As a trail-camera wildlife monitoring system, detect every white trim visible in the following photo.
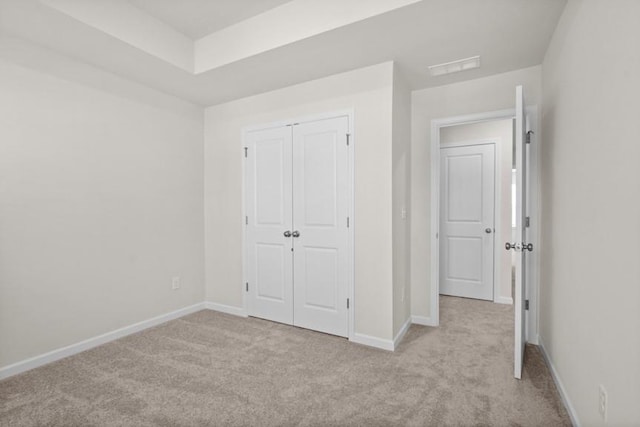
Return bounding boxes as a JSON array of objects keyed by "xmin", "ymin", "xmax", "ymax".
[
  {"xmin": 524, "ymin": 106, "xmax": 540, "ymax": 346},
  {"xmin": 430, "ymin": 107, "xmax": 539, "ymax": 344},
  {"xmin": 243, "ymin": 109, "xmax": 355, "ymax": 133},
  {"xmin": 347, "ymin": 112, "xmax": 355, "ymax": 341},
  {"xmin": 411, "ymin": 315, "xmax": 437, "ymax": 327},
  {"xmin": 538, "ymin": 337, "xmax": 581, "ymax": 427},
  {"xmin": 241, "ymin": 109, "xmax": 355, "ymax": 341},
  {"xmin": 393, "ymin": 317, "xmax": 412, "ymax": 349},
  {"xmin": 205, "ymin": 302, "xmax": 247, "ymax": 317},
  {"xmin": 494, "ymin": 296, "xmax": 513, "ymax": 305},
  {"xmin": 0, "ymin": 302, "xmax": 206, "ymax": 380},
  {"xmin": 351, "ymin": 333, "xmax": 394, "ymax": 351}
]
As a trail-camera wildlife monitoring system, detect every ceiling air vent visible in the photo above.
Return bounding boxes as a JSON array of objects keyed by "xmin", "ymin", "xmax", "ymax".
[{"xmin": 428, "ymin": 56, "xmax": 481, "ymax": 77}]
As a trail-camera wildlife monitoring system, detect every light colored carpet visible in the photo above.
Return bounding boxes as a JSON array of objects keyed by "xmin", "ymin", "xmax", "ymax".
[{"xmin": 0, "ymin": 296, "xmax": 570, "ymax": 426}]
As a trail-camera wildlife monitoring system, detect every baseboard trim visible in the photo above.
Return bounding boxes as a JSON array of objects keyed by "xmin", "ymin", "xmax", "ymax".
[
  {"xmin": 393, "ymin": 317, "xmax": 412, "ymax": 350},
  {"xmin": 0, "ymin": 302, "xmax": 206, "ymax": 381},
  {"xmin": 538, "ymin": 336, "xmax": 581, "ymax": 427},
  {"xmin": 494, "ymin": 296, "xmax": 514, "ymax": 305},
  {"xmin": 350, "ymin": 333, "xmax": 394, "ymax": 351},
  {"xmin": 204, "ymin": 302, "xmax": 247, "ymax": 317},
  {"xmin": 411, "ymin": 315, "xmax": 437, "ymax": 327}
]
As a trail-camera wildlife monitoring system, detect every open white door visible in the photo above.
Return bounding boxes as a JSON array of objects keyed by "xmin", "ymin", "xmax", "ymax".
[{"xmin": 512, "ymin": 85, "xmax": 529, "ymax": 379}]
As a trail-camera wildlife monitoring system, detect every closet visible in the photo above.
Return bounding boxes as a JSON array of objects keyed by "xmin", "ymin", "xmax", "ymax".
[{"xmin": 244, "ymin": 115, "xmax": 351, "ymax": 337}]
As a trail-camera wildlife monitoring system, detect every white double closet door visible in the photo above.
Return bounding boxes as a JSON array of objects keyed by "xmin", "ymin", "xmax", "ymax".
[{"xmin": 245, "ymin": 116, "xmax": 350, "ymax": 337}]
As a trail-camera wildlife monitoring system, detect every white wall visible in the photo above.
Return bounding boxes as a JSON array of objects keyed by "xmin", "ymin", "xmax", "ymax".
[
  {"xmin": 392, "ymin": 66, "xmax": 412, "ymax": 336},
  {"xmin": 540, "ymin": 1, "xmax": 640, "ymax": 425},
  {"xmin": 410, "ymin": 66, "xmax": 542, "ymax": 323},
  {"xmin": 0, "ymin": 54, "xmax": 204, "ymax": 369},
  {"xmin": 440, "ymin": 119, "xmax": 513, "ymax": 304},
  {"xmin": 204, "ymin": 62, "xmax": 396, "ymax": 341}
]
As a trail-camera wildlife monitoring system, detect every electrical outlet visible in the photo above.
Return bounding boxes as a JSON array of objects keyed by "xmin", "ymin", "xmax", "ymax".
[
  {"xmin": 598, "ymin": 384, "xmax": 607, "ymax": 421},
  {"xmin": 171, "ymin": 276, "xmax": 181, "ymax": 290}
]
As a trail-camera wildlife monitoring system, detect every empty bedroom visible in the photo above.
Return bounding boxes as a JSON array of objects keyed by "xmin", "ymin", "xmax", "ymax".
[{"xmin": 1, "ymin": 1, "xmax": 638, "ymax": 426}]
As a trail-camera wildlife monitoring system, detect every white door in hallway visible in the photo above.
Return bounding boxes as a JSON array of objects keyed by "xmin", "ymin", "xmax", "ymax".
[
  {"xmin": 292, "ymin": 117, "xmax": 349, "ymax": 337},
  {"xmin": 439, "ymin": 143, "xmax": 495, "ymax": 301},
  {"xmin": 513, "ymin": 85, "xmax": 529, "ymax": 380},
  {"xmin": 245, "ymin": 126, "xmax": 294, "ymax": 325},
  {"xmin": 245, "ymin": 116, "xmax": 350, "ymax": 337}
]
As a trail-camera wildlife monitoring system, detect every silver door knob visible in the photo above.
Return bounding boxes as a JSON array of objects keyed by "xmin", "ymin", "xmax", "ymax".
[
  {"xmin": 292, "ymin": 230, "xmax": 300, "ymax": 238},
  {"xmin": 505, "ymin": 242, "xmax": 515, "ymax": 250},
  {"xmin": 485, "ymin": 228, "xmax": 492, "ymax": 234},
  {"xmin": 283, "ymin": 231, "xmax": 292, "ymax": 237}
]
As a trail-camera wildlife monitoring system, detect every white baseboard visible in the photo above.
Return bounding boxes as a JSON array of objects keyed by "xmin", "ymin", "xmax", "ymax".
[
  {"xmin": 0, "ymin": 302, "xmax": 206, "ymax": 381},
  {"xmin": 204, "ymin": 302, "xmax": 247, "ymax": 317},
  {"xmin": 494, "ymin": 296, "xmax": 514, "ymax": 305},
  {"xmin": 393, "ymin": 317, "xmax": 412, "ymax": 350},
  {"xmin": 538, "ymin": 336, "xmax": 581, "ymax": 427},
  {"xmin": 411, "ymin": 315, "xmax": 437, "ymax": 327},
  {"xmin": 350, "ymin": 333, "xmax": 394, "ymax": 351}
]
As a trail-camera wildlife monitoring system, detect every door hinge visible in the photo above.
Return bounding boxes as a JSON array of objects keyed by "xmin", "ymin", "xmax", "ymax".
[
  {"xmin": 347, "ymin": 298, "xmax": 350, "ymax": 309},
  {"xmin": 347, "ymin": 217, "xmax": 350, "ymax": 228},
  {"xmin": 244, "ymin": 147, "xmax": 248, "ymax": 157},
  {"xmin": 245, "ymin": 216, "xmax": 248, "ymax": 225},
  {"xmin": 246, "ymin": 282, "xmax": 249, "ymax": 292},
  {"xmin": 525, "ymin": 299, "xmax": 529, "ymax": 310},
  {"xmin": 525, "ymin": 216, "xmax": 530, "ymax": 228},
  {"xmin": 346, "ymin": 133, "xmax": 350, "ymax": 146},
  {"xmin": 526, "ymin": 131, "xmax": 533, "ymax": 144}
]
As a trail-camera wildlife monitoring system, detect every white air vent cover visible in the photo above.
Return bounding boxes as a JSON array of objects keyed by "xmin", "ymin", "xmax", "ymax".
[{"xmin": 428, "ymin": 56, "xmax": 481, "ymax": 76}]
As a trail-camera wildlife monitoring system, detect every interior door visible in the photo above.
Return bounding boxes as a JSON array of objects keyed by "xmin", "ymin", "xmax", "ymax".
[
  {"xmin": 439, "ymin": 143, "xmax": 495, "ymax": 301},
  {"xmin": 513, "ymin": 85, "xmax": 528, "ymax": 379},
  {"xmin": 292, "ymin": 117, "xmax": 349, "ymax": 337},
  {"xmin": 245, "ymin": 126, "xmax": 293, "ymax": 325}
]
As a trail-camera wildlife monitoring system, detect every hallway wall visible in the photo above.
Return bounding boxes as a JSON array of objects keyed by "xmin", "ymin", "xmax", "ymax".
[{"xmin": 540, "ymin": 0, "xmax": 640, "ymax": 424}]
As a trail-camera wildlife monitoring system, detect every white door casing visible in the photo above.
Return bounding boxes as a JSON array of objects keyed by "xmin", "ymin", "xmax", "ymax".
[
  {"xmin": 245, "ymin": 126, "xmax": 294, "ymax": 325},
  {"xmin": 439, "ymin": 144, "xmax": 495, "ymax": 301},
  {"xmin": 292, "ymin": 117, "xmax": 349, "ymax": 337},
  {"xmin": 244, "ymin": 114, "xmax": 351, "ymax": 338},
  {"xmin": 513, "ymin": 85, "xmax": 528, "ymax": 379}
]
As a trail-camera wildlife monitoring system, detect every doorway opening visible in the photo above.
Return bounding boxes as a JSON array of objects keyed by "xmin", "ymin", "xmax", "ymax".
[
  {"xmin": 429, "ymin": 93, "xmax": 540, "ymax": 378},
  {"xmin": 438, "ymin": 119, "xmax": 514, "ymax": 304}
]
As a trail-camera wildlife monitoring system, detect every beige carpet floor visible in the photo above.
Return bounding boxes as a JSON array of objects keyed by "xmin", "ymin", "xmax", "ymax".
[{"xmin": 0, "ymin": 296, "xmax": 571, "ymax": 426}]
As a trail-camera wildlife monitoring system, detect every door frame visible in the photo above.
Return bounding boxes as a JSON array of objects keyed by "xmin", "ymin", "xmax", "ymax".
[
  {"xmin": 439, "ymin": 139, "xmax": 501, "ymax": 302},
  {"xmin": 241, "ymin": 109, "xmax": 355, "ymax": 341},
  {"xmin": 429, "ymin": 107, "xmax": 540, "ymax": 344}
]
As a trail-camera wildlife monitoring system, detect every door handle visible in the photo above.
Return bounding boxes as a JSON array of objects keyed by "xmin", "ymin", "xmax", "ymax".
[
  {"xmin": 292, "ymin": 230, "xmax": 300, "ymax": 238},
  {"xmin": 485, "ymin": 228, "xmax": 493, "ymax": 234},
  {"xmin": 506, "ymin": 242, "xmax": 525, "ymax": 251},
  {"xmin": 283, "ymin": 230, "xmax": 292, "ymax": 237}
]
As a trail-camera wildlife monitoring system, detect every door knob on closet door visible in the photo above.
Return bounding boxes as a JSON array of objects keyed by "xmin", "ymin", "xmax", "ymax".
[
  {"xmin": 292, "ymin": 231, "xmax": 300, "ymax": 238},
  {"xmin": 485, "ymin": 228, "xmax": 493, "ymax": 234},
  {"xmin": 283, "ymin": 230, "xmax": 292, "ymax": 237}
]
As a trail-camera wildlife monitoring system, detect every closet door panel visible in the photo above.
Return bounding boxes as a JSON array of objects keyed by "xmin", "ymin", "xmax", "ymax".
[
  {"xmin": 292, "ymin": 116, "xmax": 349, "ymax": 337},
  {"xmin": 245, "ymin": 126, "xmax": 293, "ymax": 325}
]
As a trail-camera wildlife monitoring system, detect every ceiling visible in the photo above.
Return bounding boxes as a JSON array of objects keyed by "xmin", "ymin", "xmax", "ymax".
[
  {"xmin": 128, "ymin": 0, "xmax": 294, "ymax": 39},
  {"xmin": 0, "ymin": 0, "xmax": 567, "ymax": 106}
]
